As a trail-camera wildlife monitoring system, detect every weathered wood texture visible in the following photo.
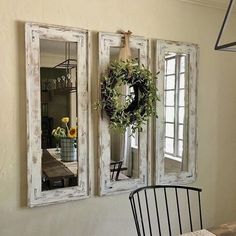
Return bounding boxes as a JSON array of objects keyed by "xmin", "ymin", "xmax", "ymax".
[
  {"xmin": 98, "ymin": 32, "xmax": 150, "ymax": 196},
  {"xmin": 155, "ymin": 40, "xmax": 199, "ymax": 184},
  {"xmin": 25, "ymin": 22, "xmax": 90, "ymax": 207}
]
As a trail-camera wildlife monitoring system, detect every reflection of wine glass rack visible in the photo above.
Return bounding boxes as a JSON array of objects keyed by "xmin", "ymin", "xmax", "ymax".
[{"xmin": 52, "ymin": 58, "xmax": 77, "ymax": 94}]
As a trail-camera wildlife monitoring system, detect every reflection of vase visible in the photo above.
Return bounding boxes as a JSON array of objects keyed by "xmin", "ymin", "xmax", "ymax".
[{"xmin": 60, "ymin": 138, "xmax": 77, "ymax": 162}]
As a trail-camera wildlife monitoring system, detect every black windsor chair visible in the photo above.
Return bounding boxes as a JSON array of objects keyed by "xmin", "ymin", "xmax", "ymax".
[{"xmin": 129, "ymin": 185, "xmax": 203, "ymax": 236}]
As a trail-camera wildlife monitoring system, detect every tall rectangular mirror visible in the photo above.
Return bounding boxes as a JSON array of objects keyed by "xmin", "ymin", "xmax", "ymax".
[
  {"xmin": 26, "ymin": 23, "xmax": 90, "ymax": 207},
  {"xmin": 155, "ymin": 40, "xmax": 199, "ymax": 184},
  {"xmin": 98, "ymin": 32, "xmax": 149, "ymax": 196}
]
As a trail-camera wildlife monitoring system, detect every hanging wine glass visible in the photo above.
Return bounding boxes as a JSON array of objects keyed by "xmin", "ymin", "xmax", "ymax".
[
  {"xmin": 52, "ymin": 79, "xmax": 57, "ymax": 89},
  {"xmin": 67, "ymin": 73, "xmax": 72, "ymax": 87},
  {"xmin": 56, "ymin": 77, "xmax": 61, "ymax": 89},
  {"xmin": 61, "ymin": 75, "xmax": 66, "ymax": 88}
]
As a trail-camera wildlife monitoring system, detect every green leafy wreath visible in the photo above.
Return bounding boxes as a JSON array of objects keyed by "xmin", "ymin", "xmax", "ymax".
[{"xmin": 101, "ymin": 60, "xmax": 159, "ymax": 133}]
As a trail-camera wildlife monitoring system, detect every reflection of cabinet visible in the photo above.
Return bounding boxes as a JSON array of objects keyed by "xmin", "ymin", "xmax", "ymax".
[{"xmin": 41, "ymin": 117, "xmax": 54, "ymax": 149}]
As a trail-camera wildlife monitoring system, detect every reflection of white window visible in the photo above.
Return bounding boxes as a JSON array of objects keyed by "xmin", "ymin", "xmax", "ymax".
[
  {"xmin": 131, "ymin": 128, "xmax": 138, "ymax": 149},
  {"xmin": 164, "ymin": 53, "xmax": 187, "ymax": 161},
  {"xmin": 129, "ymin": 87, "xmax": 138, "ymax": 149}
]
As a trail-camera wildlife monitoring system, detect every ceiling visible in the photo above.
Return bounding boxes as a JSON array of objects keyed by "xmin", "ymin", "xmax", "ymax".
[
  {"xmin": 40, "ymin": 39, "xmax": 77, "ymax": 57},
  {"xmin": 180, "ymin": 0, "xmax": 235, "ymax": 10}
]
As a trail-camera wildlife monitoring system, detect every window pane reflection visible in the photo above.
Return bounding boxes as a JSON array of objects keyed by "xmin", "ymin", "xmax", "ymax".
[
  {"xmin": 178, "ymin": 124, "xmax": 183, "ymax": 139},
  {"xmin": 165, "ymin": 75, "xmax": 175, "ymax": 90},
  {"xmin": 179, "ymin": 74, "xmax": 185, "ymax": 89},
  {"xmin": 166, "ymin": 123, "xmax": 174, "ymax": 138},
  {"xmin": 165, "ymin": 138, "xmax": 174, "ymax": 153},
  {"xmin": 166, "ymin": 91, "xmax": 175, "ymax": 106},
  {"xmin": 165, "ymin": 107, "xmax": 175, "ymax": 122},
  {"xmin": 178, "ymin": 140, "xmax": 183, "ymax": 156},
  {"xmin": 179, "ymin": 90, "xmax": 185, "ymax": 106},
  {"xmin": 180, "ymin": 56, "xmax": 185, "ymax": 73},
  {"xmin": 178, "ymin": 107, "xmax": 185, "ymax": 123},
  {"xmin": 166, "ymin": 59, "xmax": 176, "ymax": 74}
]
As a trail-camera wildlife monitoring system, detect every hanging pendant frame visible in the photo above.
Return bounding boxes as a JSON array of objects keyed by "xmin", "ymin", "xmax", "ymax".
[
  {"xmin": 215, "ymin": 0, "xmax": 236, "ymax": 51},
  {"xmin": 53, "ymin": 42, "xmax": 78, "ymax": 93}
]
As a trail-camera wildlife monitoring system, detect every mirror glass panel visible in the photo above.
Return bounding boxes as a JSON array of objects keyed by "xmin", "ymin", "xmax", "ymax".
[
  {"xmin": 109, "ymin": 47, "xmax": 140, "ymax": 181},
  {"xmin": 163, "ymin": 52, "xmax": 189, "ymax": 174},
  {"xmin": 40, "ymin": 39, "xmax": 78, "ymax": 191}
]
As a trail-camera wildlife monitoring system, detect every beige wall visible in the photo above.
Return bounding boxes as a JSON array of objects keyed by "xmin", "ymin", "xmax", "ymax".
[{"xmin": 0, "ymin": 0, "xmax": 236, "ymax": 235}]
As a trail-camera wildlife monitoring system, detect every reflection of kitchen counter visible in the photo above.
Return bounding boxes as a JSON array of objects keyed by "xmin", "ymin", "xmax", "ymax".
[
  {"xmin": 42, "ymin": 149, "xmax": 78, "ymax": 189},
  {"xmin": 47, "ymin": 148, "xmax": 78, "ymax": 175}
]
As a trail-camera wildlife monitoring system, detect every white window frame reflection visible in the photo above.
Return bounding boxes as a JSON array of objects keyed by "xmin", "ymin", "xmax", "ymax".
[{"xmin": 164, "ymin": 54, "xmax": 188, "ymax": 162}]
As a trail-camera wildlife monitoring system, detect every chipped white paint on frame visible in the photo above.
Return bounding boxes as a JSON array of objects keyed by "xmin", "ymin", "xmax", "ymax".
[
  {"xmin": 25, "ymin": 22, "xmax": 90, "ymax": 207},
  {"xmin": 98, "ymin": 32, "xmax": 149, "ymax": 196},
  {"xmin": 155, "ymin": 40, "xmax": 199, "ymax": 185}
]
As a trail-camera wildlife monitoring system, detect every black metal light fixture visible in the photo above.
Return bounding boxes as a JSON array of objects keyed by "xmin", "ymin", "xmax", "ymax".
[{"xmin": 215, "ymin": 0, "xmax": 236, "ymax": 51}]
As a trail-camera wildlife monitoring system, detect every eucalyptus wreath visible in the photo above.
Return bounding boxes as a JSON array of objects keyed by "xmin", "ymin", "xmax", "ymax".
[{"xmin": 100, "ymin": 60, "xmax": 159, "ymax": 133}]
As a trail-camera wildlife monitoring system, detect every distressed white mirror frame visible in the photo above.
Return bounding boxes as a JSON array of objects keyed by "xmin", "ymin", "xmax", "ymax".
[
  {"xmin": 155, "ymin": 40, "xmax": 199, "ymax": 184},
  {"xmin": 98, "ymin": 32, "xmax": 149, "ymax": 196},
  {"xmin": 25, "ymin": 22, "xmax": 90, "ymax": 207}
]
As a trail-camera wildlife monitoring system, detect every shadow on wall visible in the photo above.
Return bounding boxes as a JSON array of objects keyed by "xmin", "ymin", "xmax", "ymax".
[
  {"xmin": 16, "ymin": 20, "xmax": 27, "ymax": 208},
  {"xmin": 215, "ymin": 58, "xmax": 236, "ymax": 224}
]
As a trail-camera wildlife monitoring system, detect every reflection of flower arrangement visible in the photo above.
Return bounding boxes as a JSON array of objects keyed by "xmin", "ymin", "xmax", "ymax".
[{"xmin": 52, "ymin": 117, "xmax": 77, "ymax": 139}]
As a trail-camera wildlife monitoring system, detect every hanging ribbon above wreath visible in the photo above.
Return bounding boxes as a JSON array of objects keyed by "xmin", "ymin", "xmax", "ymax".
[
  {"xmin": 118, "ymin": 30, "xmax": 132, "ymax": 60},
  {"xmin": 101, "ymin": 31, "xmax": 159, "ymax": 133}
]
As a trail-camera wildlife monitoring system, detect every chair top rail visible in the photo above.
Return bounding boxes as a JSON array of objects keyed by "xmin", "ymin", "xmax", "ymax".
[{"xmin": 129, "ymin": 185, "xmax": 202, "ymax": 199}]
